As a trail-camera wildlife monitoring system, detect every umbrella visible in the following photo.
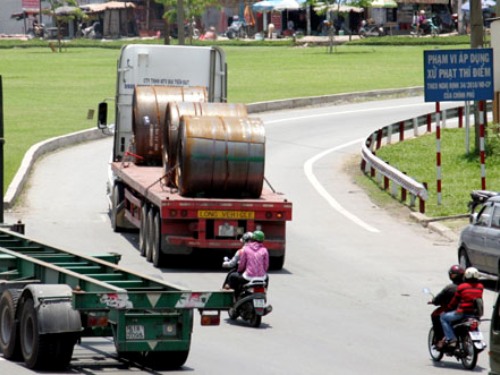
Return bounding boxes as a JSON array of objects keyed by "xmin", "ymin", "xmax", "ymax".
[
  {"xmin": 252, "ymin": 0, "xmax": 279, "ymax": 12},
  {"xmin": 54, "ymin": 6, "xmax": 79, "ymax": 16},
  {"xmin": 274, "ymin": 0, "xmax": 305, "ymax": 11},
  {"xmin": 370, "ymin": 0, "xmax": 398, "ymax": 8},
  {"xmin": 461, "ymin": 0, "xmax": 495, "ymax": 11}
]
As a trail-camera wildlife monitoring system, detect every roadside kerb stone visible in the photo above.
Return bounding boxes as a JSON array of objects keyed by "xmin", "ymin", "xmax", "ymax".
[{"xmin": 4, "ymin": 128, "xmax": 109, "ymax": 209}]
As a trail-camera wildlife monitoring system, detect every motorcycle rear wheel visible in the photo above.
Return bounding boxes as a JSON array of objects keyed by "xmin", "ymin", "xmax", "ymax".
[
  {"xmin": 460, "ymin": 335, "xmax": 478, "ymax": 370},
  {"xmin": 228, "ymin": 307, "xmax": 238, "ymax": 320},
  {"xmin": 249, "ymin": 313, "xmax": 262, "ymax": 328},
  {"xmin": 428, "ymin": 327, "xmax": 443, "ymax": 361}
]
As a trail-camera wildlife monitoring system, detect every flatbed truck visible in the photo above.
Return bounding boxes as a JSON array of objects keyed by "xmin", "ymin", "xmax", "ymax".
[
  {"xmin": 100, "ymin": 44, "xmax": 292, "ymax": 269},
  {"xmin": 0, "ymin": 228, "xmax": 233, "ymax": 370}
]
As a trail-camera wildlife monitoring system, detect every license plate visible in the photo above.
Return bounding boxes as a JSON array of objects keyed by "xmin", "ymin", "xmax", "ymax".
[
  {"xmin": 253, "ymin": 299, "xmax": 265, "ymax": 308},
  {"xmin": 470, "ymin": 331, "xmax": 484, "ymax": 340},
  {"xmin": 126, "ymin": 325, "xmax": 145, "ymax": 340},
  {"xmin": 198, "ymin": 210, "xmax": 255, "ymax": 220}
]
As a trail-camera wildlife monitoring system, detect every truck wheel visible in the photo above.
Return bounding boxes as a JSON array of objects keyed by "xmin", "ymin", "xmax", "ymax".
[
  {"xmin": 145, "ymin": 208, "xmax": 155, "ymax": 262},
  {"xmin": 139, "ymin": 204, "xmax": 148, "ymax": 257},
  {"xmin": 111, "ymin": 183, "xmax": 124, "ymax": 232},
  {"xmin": 19, "ymin": 296, "xmax": 76, "ymax": 370},
  {"xmin": 0, "ymin": 289, "xmax": 22, "ymax": 360},
  {"xmin": 144, "ymin": 350, "xmax": 189, "ymax": 370},
  {"xmin": 152, "ymin": 211, "xmax": 164, "ymax": 267},
  {"xmin": 270, "ymin": 255, "xmax": 285, "ymax": 270}
]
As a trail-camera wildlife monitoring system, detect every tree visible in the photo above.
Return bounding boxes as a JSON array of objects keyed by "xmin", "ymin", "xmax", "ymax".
[
  {"xmin": 45, "ymin": 0, "xmax": 82, "ymax": 52},
  {"xmin": 155, "ymin": 0, "xmax": 219, "ymax": 45}
]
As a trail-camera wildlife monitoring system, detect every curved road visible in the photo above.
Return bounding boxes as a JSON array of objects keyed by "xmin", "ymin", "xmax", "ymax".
[{"xmin": 2, "ymin": 97, "xmax": 494, "ymax": 374}]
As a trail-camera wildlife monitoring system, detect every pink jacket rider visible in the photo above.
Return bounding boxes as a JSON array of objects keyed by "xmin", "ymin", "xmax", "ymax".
[{"xmin": 237, "ymin": 241, "xmax": 269, "ymax": 280}]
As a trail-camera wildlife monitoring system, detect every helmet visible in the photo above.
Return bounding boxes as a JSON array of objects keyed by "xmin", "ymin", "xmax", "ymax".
[
  {"xmin": 240, "ymin": 231, "xmax": 253, "ymax": 243},
  {"xmin": 464, "ymin": 267, "xmax": 479, "ymax": 280},
  {"xmin": 448, "ymin": 265, "xmax": 464, "ymax": 284},
  {"xmin": 252, "ymin": 230, "xmax": 265, "ymax": 242}
]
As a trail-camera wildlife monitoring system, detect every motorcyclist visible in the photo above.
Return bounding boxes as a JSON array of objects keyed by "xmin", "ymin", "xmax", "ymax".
[
  {"xmin": 222, "ymin": 231, "xmax": 253, "ymax": 289},
  {"xmin": 428, "ymin": 265, "xmax": 464, "ymax": 342},
  {"xmin": 439, "ymin": 267, "xmax": 484, "ymax": 348},
  {"xmin": 227, "ymin": 230, "xmax": 269, "ymax": 296}
]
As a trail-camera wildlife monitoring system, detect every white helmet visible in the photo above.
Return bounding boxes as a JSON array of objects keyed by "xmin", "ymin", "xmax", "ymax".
[{"xmin": 464, "ymin": 267, "xmax": 479, "ymax": 280}]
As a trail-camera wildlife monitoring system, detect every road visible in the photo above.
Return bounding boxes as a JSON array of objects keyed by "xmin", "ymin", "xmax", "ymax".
[{"xmin": 2, "ymin": 97, "xmax": 494, "ymax": 374}]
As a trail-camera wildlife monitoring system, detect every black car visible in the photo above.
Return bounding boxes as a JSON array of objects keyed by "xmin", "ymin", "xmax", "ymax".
[{"xmin": 459, "ymin": 194, "xmax": 500, "ymax": 275}]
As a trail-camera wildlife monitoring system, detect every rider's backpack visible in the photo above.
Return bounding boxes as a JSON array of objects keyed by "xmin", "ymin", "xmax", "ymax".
[{"xmin": 473, "ymin": 298, "xmax": 484, "ymax": 317}]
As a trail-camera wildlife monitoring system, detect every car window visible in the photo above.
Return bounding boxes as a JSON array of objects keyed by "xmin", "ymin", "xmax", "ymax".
[
  {"xmin": 477, "ymin": 204, "xmax": 493, "ymax": 227},
  {"xmin": 492, "ymin": 206, "xmax": 500, "ymax": 229}
]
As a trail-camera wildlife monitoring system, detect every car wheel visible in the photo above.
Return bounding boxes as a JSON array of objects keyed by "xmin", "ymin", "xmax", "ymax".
[{"xmin": 459, "ymin": 249, "xmax": 471, "ymax": 269}]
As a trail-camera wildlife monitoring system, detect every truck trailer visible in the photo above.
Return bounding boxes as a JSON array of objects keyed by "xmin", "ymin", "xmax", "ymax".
[
  {"xmin": 0, "ymin": 228, "xmax": 233, "ymax": 370},
  {"xmin": 98, "ymin": 44, "xmax": 292, "ymax": 269}
]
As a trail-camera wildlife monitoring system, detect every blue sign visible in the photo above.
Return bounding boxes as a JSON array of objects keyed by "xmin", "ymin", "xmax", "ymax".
[{"xmin": 424, "ymin": 49, "xmax": 494, "ymax": 102}]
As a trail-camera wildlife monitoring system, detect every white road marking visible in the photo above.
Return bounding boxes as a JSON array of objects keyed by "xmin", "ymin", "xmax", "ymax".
[{"xmin": 304, "ymin": 139, "xmax": 380, "ymax": 233}]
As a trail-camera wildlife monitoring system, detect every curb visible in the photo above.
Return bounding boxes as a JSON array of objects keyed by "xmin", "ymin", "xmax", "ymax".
[{"xmin": 4, "ymin": 128, "xmax": 110, "ymax": 209}]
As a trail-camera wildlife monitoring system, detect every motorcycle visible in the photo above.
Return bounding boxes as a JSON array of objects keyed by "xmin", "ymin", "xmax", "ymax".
[
  {"xmin": 411, "ymin": 17, "xmax": 440, "ymax": 37},
  {"xmin": 223, "ymin": 258, "xmax": 272, "ymax": 328},
  {"xmin": 425, "ymin": 288, "xmax": 486, "ymax": 370},
  {"xmin": 226, "ymin": 17, "xmax": 247, "ymax": 39},
  {"xmin": 358, "ymin": 21, "xmax": 385, "ymax": 38}
]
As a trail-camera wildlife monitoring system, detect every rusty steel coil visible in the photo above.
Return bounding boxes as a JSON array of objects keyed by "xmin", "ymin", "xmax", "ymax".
[
  {"xmin": 176, "ymin": 116, "xmax": 265, "ymax": 198},
  {"xmin": 164, "ymin": 102, "xmax": 248, "ymax": 180},
  {"xmin": 132, "ymin": 86, "xmax": 207, "ymax": 165}
]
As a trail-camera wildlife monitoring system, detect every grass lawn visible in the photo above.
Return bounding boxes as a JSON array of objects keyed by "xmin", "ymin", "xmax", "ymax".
[{"xmin": 0, "ymin": 39, "xmax": 475, "ymax": 216}]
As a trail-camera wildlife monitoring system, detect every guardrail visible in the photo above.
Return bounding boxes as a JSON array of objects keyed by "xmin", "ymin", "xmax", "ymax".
[{"xmin": 360, "ymin": 103, "xmax": 491, "ymax": 214}]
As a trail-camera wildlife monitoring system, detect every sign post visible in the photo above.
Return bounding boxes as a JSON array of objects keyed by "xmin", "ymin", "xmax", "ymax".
[{"xmin": 424, "ymin": 48, "xmax": 494, "ymax": 203}]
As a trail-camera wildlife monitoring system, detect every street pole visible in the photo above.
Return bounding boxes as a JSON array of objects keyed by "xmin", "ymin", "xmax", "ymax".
[{"xmin": 470, "ymin": 0, "xmax": 484, "ymax": 153}]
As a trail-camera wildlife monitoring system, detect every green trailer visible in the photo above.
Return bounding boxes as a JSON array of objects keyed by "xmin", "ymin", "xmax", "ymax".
[{"xmin": 0, "ymin": 228, "xmax": 233, "ymax": 370}]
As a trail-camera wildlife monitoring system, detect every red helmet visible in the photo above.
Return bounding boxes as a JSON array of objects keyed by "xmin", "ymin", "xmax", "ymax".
[{"xmin": 448, "ymin": 265, "xmax": 464, "ymax": 283}]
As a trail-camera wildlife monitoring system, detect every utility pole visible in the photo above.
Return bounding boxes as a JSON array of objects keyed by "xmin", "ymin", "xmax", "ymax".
[{"xmin": 470, "ymin": 0, "xmax": 484, "ymax": 152}]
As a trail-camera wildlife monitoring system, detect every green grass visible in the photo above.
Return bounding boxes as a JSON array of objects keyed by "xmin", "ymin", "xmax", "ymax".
[
  {"xmin": 374, "ymin": 127, "xmax": 500, "ymax": 217},
  {"xmin": 0, "ymin": 37, "xmax": 479, "ymax": 215}
]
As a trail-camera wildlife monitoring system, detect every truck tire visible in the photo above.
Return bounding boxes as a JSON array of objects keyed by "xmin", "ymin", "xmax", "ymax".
[
  {"xmin": 145, "ymin": 208, "xmax": 155, "ymax": 262},
  {"xmin": 0, "ymin": 289, "xmax": 22, "ymax": 360},
  {"xmin": 270, "ymin": 255, "xmax": 285, "ymax": 271},
  {"xmin": 144, "ymin": 350, "xmax": 189, "ymax": 370},
  {"xmin": 19, "ymin": 296, "xmax": 77, "ymax": 370},
  {"xmin": 152, "ymin": 211, "xmax": 164, "ymax": 267},
  {"xmin": 139, "ymin": 204, "xmax": 149, "ymax": 257},
  {"xmin": 111, "ymin": 183, "xmax": 125, "ymax": 232}
]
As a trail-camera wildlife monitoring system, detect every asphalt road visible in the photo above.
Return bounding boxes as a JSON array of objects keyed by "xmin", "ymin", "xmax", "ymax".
[{"xmin": 2, "ymin": 97, "xmax": 495, "ymax": 374}]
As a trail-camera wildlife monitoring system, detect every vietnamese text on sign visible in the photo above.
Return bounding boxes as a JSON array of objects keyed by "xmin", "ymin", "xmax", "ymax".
[{"xmin": 424, "ymin": 49, "xmax": 494, "ymax": 102}]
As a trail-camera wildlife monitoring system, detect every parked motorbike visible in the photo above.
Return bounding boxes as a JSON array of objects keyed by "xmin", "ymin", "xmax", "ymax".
[
  {"xmin": 358, "ymin": 21, "xmax": 385, "ymax": 38},
  {"xmin": 223, "ymin": 258, "xmax": 272, "ymax": 328},
  {"xmin": 28, "ymin": 23, "xmax": 45, "ymax": 38},
  {"xmin": 226, "ymin": 16, "xmax": 247, "ymax": 39},
  {"xmin": 425, "ymin": 288, "xmax": 486, "ymax": 370},
  {"xmin": 411, "ymin": 17, "xmax": 440, "ymax": 37}
]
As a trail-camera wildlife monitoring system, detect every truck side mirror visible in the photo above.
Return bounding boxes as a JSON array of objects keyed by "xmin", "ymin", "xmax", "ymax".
[{"xmin": 97, "ymin": 102, "xmax": 108, "ymax": 129}]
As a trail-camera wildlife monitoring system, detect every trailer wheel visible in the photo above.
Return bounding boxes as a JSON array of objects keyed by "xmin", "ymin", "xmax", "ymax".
[
  {"xmin": 111, "ymin": 183, "xmax": 125, "ymax": 232},
  {"xmin": 139, "ymin": 204, "xmax": 149, "ymax": 257},
  {"xmin": 270, "ymin": 255, "xmax": 285, "ymax": 271},
  {"xmin": 0, "ymin": 289, "xmax": 22, "ymax": 360},
  {"xmin": 145, "ymin": 208, "xmax": 155, "ymax": 262},
  {"xmin": 152, "ymin": 211, "xmax": 165, "ymax": 267},
  {"xmin": 144, "ymin": 350, "xmax": 189, "ymax": 370},
  {"xmin": 19, "ymin": 297, "xmax": 77, "ymax": 370}
]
